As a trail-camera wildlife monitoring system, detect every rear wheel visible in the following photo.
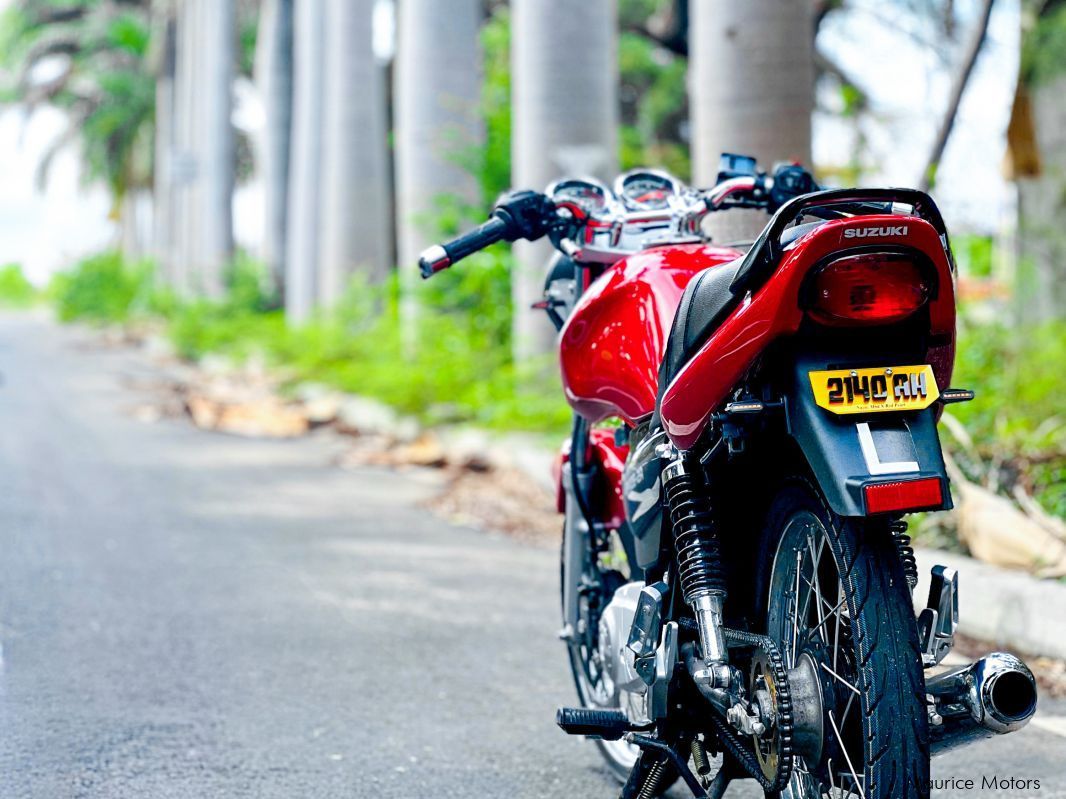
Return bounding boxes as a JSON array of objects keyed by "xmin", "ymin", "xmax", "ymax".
[{"xmin": 758, "ymin": 480, "xmax": 929, "ymax": 799}]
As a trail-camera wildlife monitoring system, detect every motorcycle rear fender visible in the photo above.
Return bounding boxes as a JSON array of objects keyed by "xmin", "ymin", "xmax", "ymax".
[{"xmin": 785, "ymin": 355, "xmax": 953, "ymax": 518}]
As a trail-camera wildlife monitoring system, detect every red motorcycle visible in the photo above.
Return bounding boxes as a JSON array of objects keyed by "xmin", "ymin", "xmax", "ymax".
[{"xmin": 419, "ymin": 156, "xmax": 1037, "ymax": 799}]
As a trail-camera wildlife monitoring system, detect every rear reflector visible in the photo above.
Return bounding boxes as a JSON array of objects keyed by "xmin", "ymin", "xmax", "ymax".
[
  {"xmin": 808, "ymin": 252, "xmax": 931, "ymax": 326},
  {"xmin": 864, "ymin": 477, "xmax": 944, "ymax": 514}
]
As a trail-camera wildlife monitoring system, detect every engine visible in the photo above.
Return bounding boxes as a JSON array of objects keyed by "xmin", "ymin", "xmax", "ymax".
[{"xmin": 597, "ymin": 581, "xmax": 651, "ymax": 717}]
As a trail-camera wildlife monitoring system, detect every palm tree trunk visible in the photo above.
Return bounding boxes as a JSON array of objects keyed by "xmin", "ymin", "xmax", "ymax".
[
  {"xmin": 393, "ymin": 0, "xmax": 482, "ymax": 338},
  {"xmin": 317, "ymin": 0, "xmax": 392, "ymax": 308},
  {"xmin": 171, "ymin": 0, "xmax": 235, "ymax": 298},
  {"xmin": 690, "ymin": 0, "xmax": 814, "ymax": 243},
  {"xmin": 193, "ymin": 0, "xmax": 236, "ymax": 298},
  {"xmin": 254, "ymin": 0, "xmax": 294, "ymax": 302},
  {"xmin": 152, "ymin": 10, "xmax": 177, "ymax": 281},
  {"xmin": 285, "ymin": 0, "xmax": 326, "ymax": 323},
  {"xmin": 120, "ymin": 191, "xmax": 150, "ymax": 262},
  {"xmin": 172, "ymin": 0, "xmax": 200, "ymax": 295},
  {"xmin": 1016, "ymin": 73, "xmax": 1066, "ymax": 322},
  {"xmin": 511, "ymin": 0, "xmax": 619, "ymax": 362}
]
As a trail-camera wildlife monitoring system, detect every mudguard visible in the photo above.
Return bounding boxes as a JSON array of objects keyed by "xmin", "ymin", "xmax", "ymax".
[{"xmin": 786, "ymin": 355, "xmax": 953, "ymax": 517}]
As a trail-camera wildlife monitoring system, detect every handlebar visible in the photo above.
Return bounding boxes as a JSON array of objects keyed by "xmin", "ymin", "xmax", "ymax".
[
  {"xmin": 418, "ymin": 215, "xmax": 511, "ymax": 278},
  {"xmin": 417, "ymin": 163, "xmax": 819, "ymax": 279},
  {"xmin": 418, "ymin": 189, "xmax": 557, "ymax": 279}
]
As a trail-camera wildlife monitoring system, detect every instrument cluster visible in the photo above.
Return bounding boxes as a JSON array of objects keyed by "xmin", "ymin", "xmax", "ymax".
[
  {"xmin": 547, "ymin": 178, "xmax": 611, "ymax": 217},
  {"xmin": 548, "ymin": 169, "xmax": 688, "ymax": 219},
  {"xmin": 615, "ymin": 169, "xmax": 683, "ymax": 211}
]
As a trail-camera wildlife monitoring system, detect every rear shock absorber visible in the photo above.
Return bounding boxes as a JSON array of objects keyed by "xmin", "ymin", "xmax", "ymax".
[
  {"xmin": 662, "ymin": 456, "xmax": 728, "ymax": 667},
  {"xmin": 890, "ymin": 517, "xmax": 919, "ymax": 591}
]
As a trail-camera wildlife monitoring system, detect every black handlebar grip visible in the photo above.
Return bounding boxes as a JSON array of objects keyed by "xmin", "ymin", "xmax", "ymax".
[{"xmin": 418, "ymin": 215, "xmax": 512, "ymax": 279}]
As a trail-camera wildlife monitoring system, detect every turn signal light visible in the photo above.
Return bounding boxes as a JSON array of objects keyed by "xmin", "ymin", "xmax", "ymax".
[
  {"xmin": 808, "ymin": 253, "xmax": 931, "ymax": 326},
  {"xmin": 864, "ymin": 477, "xmax": 944, "ymax": 514}
]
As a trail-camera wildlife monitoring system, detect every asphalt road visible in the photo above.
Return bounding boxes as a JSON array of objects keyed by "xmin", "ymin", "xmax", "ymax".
[{"xmin": 0, "ymin": 313, "xmax": 1062, "ymax": 798}]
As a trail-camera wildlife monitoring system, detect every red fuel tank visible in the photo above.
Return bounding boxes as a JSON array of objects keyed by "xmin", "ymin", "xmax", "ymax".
[{"xmin": 559, "ymin": 243, "xmax": 743, "ymax": 425}]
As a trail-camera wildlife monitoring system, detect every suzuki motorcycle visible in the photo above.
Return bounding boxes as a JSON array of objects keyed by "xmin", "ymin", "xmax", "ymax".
[{"xmin": 418, "ymin": 155, "xmax": 1038, "ymax": 799}]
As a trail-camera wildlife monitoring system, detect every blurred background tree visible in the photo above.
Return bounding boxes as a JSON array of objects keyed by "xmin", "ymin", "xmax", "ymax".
[{"xmin": 1, "ymin": 0, "xmax": 156, "ymax": 253}]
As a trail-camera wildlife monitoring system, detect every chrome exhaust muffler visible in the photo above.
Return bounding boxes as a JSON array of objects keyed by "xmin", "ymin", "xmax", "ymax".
[{"xmin": 927, "ymin": 652, "xmax": 1038, "ymax": 756}]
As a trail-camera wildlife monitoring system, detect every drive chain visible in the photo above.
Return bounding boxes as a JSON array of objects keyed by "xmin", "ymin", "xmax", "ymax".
[{"xmin": 706, "ymin": 628, "xmax": 795, "ymax": 794}]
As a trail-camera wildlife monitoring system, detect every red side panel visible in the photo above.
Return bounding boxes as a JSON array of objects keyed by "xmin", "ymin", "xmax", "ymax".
[
  {"xmin": 559, "ymin": 244, "xmax": 743, "ymax": 425},
  {"xmin": 553, "ymin": 430, "xmax": 630, "ymax": 529},
  {"xmin": 591, "ymin": 430, "xmax": 628, "ymax": 529},
  {"xmin": 659, "ymin": 216, "xmax": 956, "ymax": 450}
]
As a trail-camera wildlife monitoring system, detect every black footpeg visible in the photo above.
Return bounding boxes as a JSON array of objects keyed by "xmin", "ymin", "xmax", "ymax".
[{"xmin": 555, "ymin": 707, "xmax": 632, "ymax": 740}]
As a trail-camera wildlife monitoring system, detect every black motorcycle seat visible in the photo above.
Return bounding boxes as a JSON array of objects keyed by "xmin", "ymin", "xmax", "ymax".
[{"xmin": 656, "ymin": 258, "xmax": 744, "ymax": 402}]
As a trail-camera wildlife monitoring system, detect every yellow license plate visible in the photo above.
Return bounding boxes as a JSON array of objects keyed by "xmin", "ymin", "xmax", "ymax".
[{"xmin": 809, "ymin": 365, "xmax": 940, "ymax": 415}]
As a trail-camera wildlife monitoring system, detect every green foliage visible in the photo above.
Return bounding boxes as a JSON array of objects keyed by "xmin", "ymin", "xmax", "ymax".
[
  {"xmin": 839, "ymin": 83, "xmax": 865, "ymax": 118},
  {"xmin": 953, "ymin": 234, "xmax": 993, "ymax": 278},
  {"xmin": 0, "ymin": 2, "xmax": 156, "ymax": 200},
  {"xmin": 107, "ymin": 11, "xmax": 150, "ymax": 56},
  {"xmin": 49, "ymin": 250, "xmax": 154, "ymax": 323},
  {"xmin": 0, "ymin": 263, "xmax": 38, "ymax": 307},
  {"xmin": 476, "ymin": 4, "xmax": 512, "ymax": 205},
  {"xmin": 1022, "ymin": 1, "xmax": 1066, "ymax": 86},
  {"xmin": 81, "ymin": 66, "xmax": 155, "ymax": 197},
  {"xmin": 618, "ymin": 29, "xmax": 690, "ymax": 180},
  {"xmin": 238, "ymin": 9, "xmax": 259, "ymax": 78},
  {"xmin": 619, "ymin": 0, "xmax": 662, "ymax": 27},
  {"xmin": 950, "ymin": 318, "xmax": 1066, "ymax": 517}
]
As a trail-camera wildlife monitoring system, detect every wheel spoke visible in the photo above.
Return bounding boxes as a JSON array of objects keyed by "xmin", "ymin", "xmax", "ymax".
[
  {"xmin": 798, "ymin": 529, "xmax": 820, "ymax": 626},
  {"xmin": 833, "ymin": 583, "xmax": 843, "ymax": 674},
  {"xmin": 799, "ymin": 573, "xmax": 844, "ymax": 650},
  {"xmin": 820, "ymin": 661, "xmax": 861, "ymax": 695},
  {"xmin": 839, "ymin": 688, "xmax": 858, "ymax": 732},
  {"xmin": 805, "ymin": 595, "xmax": 846, "ymax": 644},
  {"xmin": 828, "ymin": 709, "xmax": 866, "ymax": 799},
  {"xmin": 809, "ymin": 568, "xmax": 827, "ymax": 641}
]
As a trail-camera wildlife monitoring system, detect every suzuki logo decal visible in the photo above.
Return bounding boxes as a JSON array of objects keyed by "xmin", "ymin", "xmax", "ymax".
[
  {"xmin": 843, "ymin": 225, "xmax": 908, "ymax": 239},
  {"xmin": 627, "ymin": 476, "xmax": 661, "ymax": 521}
]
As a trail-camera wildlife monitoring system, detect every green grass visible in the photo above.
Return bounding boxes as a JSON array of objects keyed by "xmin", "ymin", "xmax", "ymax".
[
  {"xmin": 49, "ymin": 251, "xmax": 155, "ymax": 322},
  {"xmin": 947, "ymin": 316, "xmax": 1066, "ymax": 518},
  {"xmin": 0, "ymin": 263, "xmax": 38, "ymax": 307}
]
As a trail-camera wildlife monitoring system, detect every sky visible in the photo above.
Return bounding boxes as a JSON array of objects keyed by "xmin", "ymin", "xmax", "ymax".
[{"xmin": 0, "ymin": 0, "xmax": 1021, "ymax": 283}]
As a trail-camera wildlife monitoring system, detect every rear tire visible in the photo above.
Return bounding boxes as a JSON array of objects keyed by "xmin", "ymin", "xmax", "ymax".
[{"xmin": 757, "ymin": 479, "xmax": 929, "ymax": 799}]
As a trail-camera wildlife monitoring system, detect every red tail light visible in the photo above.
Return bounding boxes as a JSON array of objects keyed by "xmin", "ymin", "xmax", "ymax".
[
  {"xmin": 808, "ymin": 252, "xmax": 931, "ymax": 326},
  {"xmin": 864, "ymin": 477, "xmax": 944, "ymax": 514}
]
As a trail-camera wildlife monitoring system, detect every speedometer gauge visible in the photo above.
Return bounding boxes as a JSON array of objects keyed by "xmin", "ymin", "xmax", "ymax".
[
  {"xmin": 547, "ymin": 178, "xmax": 610, "ymax": 215},
  {"xmin": 616, "ymin": 169, "xmax": 683, "ymax": 210}
]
